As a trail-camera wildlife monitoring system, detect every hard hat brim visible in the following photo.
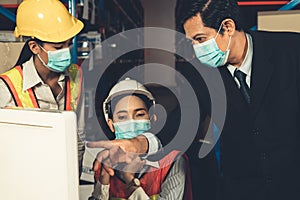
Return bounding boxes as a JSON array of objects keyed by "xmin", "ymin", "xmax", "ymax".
[
  {"xmin": 104, "ymin": 89, "xmax": 155, "ymax": 106},
  {"xmin": 14, "ymin": 19, "xmax": 84, "ymax": 43}
]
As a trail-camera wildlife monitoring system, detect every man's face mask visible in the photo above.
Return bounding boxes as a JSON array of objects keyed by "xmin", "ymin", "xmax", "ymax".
[
  {"xmin": 193, "ymin": 24, "xmax": 231, "ymax": 67},
  {"xmin": 37, "ymin": 45, "xmax": 71, "ymax": 73},
  {"xmin": 113, "ymin": 119, "xmax": 151, "ymax": 139}
]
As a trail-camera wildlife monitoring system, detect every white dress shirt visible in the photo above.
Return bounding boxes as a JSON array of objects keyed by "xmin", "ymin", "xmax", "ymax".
[{"xmin": 227, "ymin": 33, "xmax": 253, "ymax": 88}]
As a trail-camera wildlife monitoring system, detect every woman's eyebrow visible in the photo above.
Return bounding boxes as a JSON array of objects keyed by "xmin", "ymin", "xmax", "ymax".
[
  {"xmin": 134, "ymin": 108, "xmax": 147, "ymax": 112},
  {"xmin": 116, "ymin": 110, "xmax": 128, "ymax": 115}
]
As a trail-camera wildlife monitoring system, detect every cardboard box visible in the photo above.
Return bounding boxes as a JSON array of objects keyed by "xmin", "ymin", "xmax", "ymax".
[
  {"xmin": 0, "ymin": 31, "xmax": 18, "ymax": 42},
  {"xmin": 258, "ymin": 10, "xmax": 300, "ymax": 33},
  {"xmin": 0, "ymin": 42, "xmax": 25, "ymax": 74}
]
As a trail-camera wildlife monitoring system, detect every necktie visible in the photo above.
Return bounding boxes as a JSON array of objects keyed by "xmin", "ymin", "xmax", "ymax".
[{"xmin": 234, "ymin": 69, "xmax": 250, "ymax": 104}]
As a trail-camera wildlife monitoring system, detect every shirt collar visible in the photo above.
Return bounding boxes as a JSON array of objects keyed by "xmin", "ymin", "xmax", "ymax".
[
  {"xmin": 227, "ymin": 33, "xmax": 253, "ymax": 77},
  {"xmin": 22, "ymin": 57, "xmax": 68, "ymax": 91},
  {"xmin": 136, "ymin": 159, "xmax": 159, "ymax": 179},
  {"xmin": 144, "ymin": 160, "xmax": 159, "ymax": 168},
  {"xmin": 22, "ymin": 57, "xmax": 43, "ymax": 91}
]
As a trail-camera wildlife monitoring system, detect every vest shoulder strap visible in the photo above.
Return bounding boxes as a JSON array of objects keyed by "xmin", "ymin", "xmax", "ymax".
[{"xmin": 0, "ymin": 66, "xmax": 39, "ymax": 108}]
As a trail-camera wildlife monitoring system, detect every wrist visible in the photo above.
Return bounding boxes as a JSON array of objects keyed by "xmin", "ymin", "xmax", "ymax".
[
  {"xmin": 100, "ymin": 175, "xmax": 110, "ymax": 185},
  {"xmin": 126, "ymin": 177, "xmax": 141, "ymax": 191},
  {"xmin": 122, "ymin": 172, "xmax": 134, "ymax": 184},
  {"xmin": 133, "ymin": 135, "xmax": 148, "ymax": 154}
]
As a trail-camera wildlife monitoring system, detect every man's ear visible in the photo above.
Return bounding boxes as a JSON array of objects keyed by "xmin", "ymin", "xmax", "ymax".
[
  {"xmin": 222, "ymin": 18, "xmax": 236, "ymax": 37},
  {"xmin": 107, "ymin": 119, "xmax": 115, "ymax": 132},
  {"xmin": 28, "ymin": 41, "xmax": 41, "ymax": 55}
]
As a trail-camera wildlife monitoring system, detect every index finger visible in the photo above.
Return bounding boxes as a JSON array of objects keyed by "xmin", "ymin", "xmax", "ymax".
[
  {"xmin": 86, "ymin": 140, "xmax": 113, "ymax": 149},
  {"xmin": 95, "ymin": 149, "xmax": 110, "ymax": 166}
]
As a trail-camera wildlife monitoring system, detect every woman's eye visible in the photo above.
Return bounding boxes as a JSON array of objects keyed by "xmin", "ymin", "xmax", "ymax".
[
  {"xmin": 136, "ymin": 111, "xmax": 147, "ymax": 118},
  {"xmin": 195, "ymin": 37, "xmax": 204, "ymax": 43},
  {"xmin": 54, "ymin": 46, "xmax": 64, "ymax": 50},
  {"xmin": 117, "ymin": 115, "xmax": 127, "ymax": 121}
]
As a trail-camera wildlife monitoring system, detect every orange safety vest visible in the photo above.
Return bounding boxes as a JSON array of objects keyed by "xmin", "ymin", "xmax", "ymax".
[
  {"xmin": 109, "ymin": 150, "xmax": 193, "ymax": 200},
  {"xmin": 0, "ymin": 64, "xmax": 82, "ymax": 111}
]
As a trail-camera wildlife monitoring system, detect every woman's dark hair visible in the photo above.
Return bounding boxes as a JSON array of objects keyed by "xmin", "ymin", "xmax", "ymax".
[
  {"xmin": 106, "ymin": 93, "xmax": 154, "ymax": 120},
  {"xmin": 15, "ymin": 38, "xmax": 44, "ymax": 66},
  {"xmin": 176, "ymin": 0, "xmax": 244, "ymax": 34}
]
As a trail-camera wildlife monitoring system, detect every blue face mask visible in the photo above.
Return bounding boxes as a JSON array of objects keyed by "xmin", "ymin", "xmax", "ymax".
[
  {"xmin": 38, "ymin": 46, "xmax": 71, "ymax": 73},
  {"xmin": 193, "ymin": 25, "xmax": 231, "ymax": 68},
  {"xmin": 113, "ymin": 119, "xmax": 151, "ymax": 139}
]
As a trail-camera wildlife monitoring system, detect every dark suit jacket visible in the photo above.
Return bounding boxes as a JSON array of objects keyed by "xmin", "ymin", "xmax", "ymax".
[
  {"xmin": 216, "ymin": 30, "xmax": 300, "ymax": 200},
  {"xmin": 162, "ymin": 30, "xmax": 300, "ymax": 200}
]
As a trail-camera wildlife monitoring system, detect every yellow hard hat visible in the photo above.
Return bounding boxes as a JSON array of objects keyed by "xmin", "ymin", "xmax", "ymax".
[{"xmin": 14, "ymin": 0, "xmax": 84, "ymax": 43}]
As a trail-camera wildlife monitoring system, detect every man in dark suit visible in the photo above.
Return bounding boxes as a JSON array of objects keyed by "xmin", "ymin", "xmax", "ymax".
[{"xmin": 176, "ymin": 0, "xmax": 300, "ymax": 199}]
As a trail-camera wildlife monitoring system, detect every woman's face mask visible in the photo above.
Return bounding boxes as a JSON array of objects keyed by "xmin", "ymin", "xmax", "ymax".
[
  {"xmin": 37, "ymin": 45, "xmax": 71, "ymax": 73},
  {"xmin": 193, "ymin": 24, "xmax": 231, "ymax": 68},
  {"xmin": 113, "ymin": 119, "xmax": 151, "ymax": 139}
]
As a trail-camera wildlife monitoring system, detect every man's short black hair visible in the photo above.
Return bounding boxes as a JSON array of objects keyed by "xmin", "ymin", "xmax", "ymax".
[{"xmin": 176, "ymin": 0, "xmax": 244, "ymax": 34}]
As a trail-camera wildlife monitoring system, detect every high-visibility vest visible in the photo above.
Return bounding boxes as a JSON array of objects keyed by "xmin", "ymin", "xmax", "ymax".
[
  {"xmin": 109, "ymin": 150, "xmax": 193, "ymax": 200},
  {"xmin": 0, "ymin": 64, "xmax": 82, "ymax": 111}
]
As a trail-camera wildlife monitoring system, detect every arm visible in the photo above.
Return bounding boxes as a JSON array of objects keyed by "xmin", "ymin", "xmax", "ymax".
[
  {"xmin": 94, "ymin": 154, "xmax": 187, "ymax": 200},
  {"xmin": 142, "ymin": 132, "xmax": 162, "ymax": 155},
  {"xmin": 90, "ymin": 180, "xmax": 110, "ymax": 200},
  {"xmin": 91, "ymin": 158, "xmax": 148, "ymax": 200},
  {"xmin": 87, "ymin": 133, "xmax": 161, "ymax": 176},
  {"xmin": 89, "ymin": 151, "xmax": 110, "ymax": 200},
  {"xmin": 87, "ymin": 133, "xmax": 160, "ymax": 155},
  {"xmin": 0, "ymin": 79, "xmax": 15, "ymax": 108},
  {"xmin": 90, "ymin": 163, "xmax": 110, "ymax": 200},
  {"xmin": 76, "ymin": 81, "xmax": 86, "ymax": 176}
]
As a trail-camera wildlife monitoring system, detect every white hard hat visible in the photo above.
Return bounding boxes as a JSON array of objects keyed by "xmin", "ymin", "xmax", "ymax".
[{"xmin": 103, "ymin": 78, "xmax": 155, "ymax": 120}]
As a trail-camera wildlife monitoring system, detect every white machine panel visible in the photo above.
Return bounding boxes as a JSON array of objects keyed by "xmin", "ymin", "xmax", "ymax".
[{"xmin": 0, "ymin": 108, "xmax": 79, "ymax": 200}]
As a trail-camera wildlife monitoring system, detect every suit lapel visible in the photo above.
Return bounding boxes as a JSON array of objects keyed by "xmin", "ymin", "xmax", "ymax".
[
  {"xmin": 219, "ymin": 66, "xmax": 248, "ymax": 110},
  {"xmin": 249, "ymin": 31, "xmax": 274, "ymax": 119}
]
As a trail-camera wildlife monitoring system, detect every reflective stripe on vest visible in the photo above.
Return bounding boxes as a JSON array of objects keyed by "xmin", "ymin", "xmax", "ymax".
[
  {"xmin": 0, "ymin": 64, "xmax": 82, "ymax": 111},
  {"xmin": 65, "ymin": 64, "xmax": 82, "ymax": 111},
  {"xmin": 0, "ymin": 66, "xmax": 39, "ymax": 108}
]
